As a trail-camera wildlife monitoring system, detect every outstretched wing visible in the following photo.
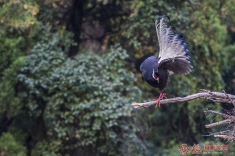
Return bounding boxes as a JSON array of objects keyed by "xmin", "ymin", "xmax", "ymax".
[{"xmin": 155, "ymin": 15, "xmax": 192, "ymax": 75}]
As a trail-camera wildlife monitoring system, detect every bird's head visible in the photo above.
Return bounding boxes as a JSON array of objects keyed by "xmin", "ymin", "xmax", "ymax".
[{"xmin": 152, "ymin": 69, "xmax": 159, "ymax": 83}]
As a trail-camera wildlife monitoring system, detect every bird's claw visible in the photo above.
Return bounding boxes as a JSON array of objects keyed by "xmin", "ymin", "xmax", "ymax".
[{"xmin": 154, "ymin": 93, "xmax": 167, "ymax": 108}]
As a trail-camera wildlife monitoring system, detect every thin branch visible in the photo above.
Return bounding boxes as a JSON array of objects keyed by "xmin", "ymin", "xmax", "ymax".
[
  {"xmin": 202, "ymin": 130, "xmax": 231, "ymax": 136},
  {"xmin": 132, "ymin": 90, "xmax": 235, "ymax": 108},
  {"xmin": 205, "ymin": 119, "xmax": 233, "ymax": 128},
  {"xmin": 214, "ymin": 135, "xmax": 235, "ymax": 142},
  {"xmin": 204, "ymin": 109, "xmax": 231, "ymax": 118}
]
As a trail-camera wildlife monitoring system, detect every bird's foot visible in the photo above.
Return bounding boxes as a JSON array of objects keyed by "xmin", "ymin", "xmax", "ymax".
[{"xmin": 155, "ymin": 93, "xmax": 167, "ymax": 107}]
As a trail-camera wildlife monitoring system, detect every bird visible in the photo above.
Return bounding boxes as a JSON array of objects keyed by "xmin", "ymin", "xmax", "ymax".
[{"xmin": 140, "ymin": 15, "xmax": 193, "ymax": 107}]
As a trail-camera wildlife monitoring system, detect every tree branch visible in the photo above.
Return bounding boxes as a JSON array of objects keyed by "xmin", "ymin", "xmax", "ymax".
[
  {"xmin": 205, "ymin": 119, "xmax": 232, "ymax": 128},
  {"xmin": 132, "ymin": 89, "xmax": 235, "ymax": 142},
  {"xmin": 204, "ymin": 109, "xmax": 231, "ymax": 118},
  {"xmin": 214, "ymin": 135, "xmax": 235, "ymax": 142},
  {"xmin": 132, "ymin": 89, "xmax": 235, "ymax": 108},
  {"xmin": 202, "ymin": 130, "xmax": 231, "ymax": 136}
]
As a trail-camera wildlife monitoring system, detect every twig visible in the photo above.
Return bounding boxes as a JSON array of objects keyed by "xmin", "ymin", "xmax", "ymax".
[
  {"xmin": 203, "ymin": 107, "xmax": 235, "ymax": 142},
  {"xmin": 204, "ymin": 109, "xmax": 231, "ymax": 118},
  {"xmin": 205, "ymin": 119, "xmax": 233, "ymax": 128},
  {"xmin": 204, "ymin": 109, "xmax": 235, "ymax": 129},
  {"xmin": 202, "ymin": 130, "xmax": 231, "ymax": 136},
  {"xmin": 214, "ymin": 135, "xmax": 235, "ymax": 142}
]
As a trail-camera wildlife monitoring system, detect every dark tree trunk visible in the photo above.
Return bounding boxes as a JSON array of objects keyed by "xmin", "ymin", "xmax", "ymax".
[{"xmin": 66, "ymin": 0, "xmax": 84, "ymax": 57}]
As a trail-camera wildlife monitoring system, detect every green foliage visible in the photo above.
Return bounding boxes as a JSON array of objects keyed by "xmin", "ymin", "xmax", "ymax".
[
  {"xmin": 0, "ymin": 0, "xmax": 39, "ymax": 30},
  {"xmin": 0, "ymin": 132, "xmax": 26, "ymax": 156},
  {"xmin": 31, "ymin": 140, "xmax": 62, "ymax": 156},
  {"xmin": 17, "ymin": 31, "xmax": 147, "ymax": 155},
  {"xmin": 0, "ymin": 0, "xmax": 39, "ymax": 117},
  {"xmin": 0, "ymin": 56, "xmax": 25, "ymax": 117},
  {"xmin": 0, "ymin": 0, "xmax": 39, "ymax": 67}
]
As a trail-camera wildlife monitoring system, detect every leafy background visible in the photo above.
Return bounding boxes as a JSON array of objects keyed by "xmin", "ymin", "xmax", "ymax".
[{"xmin": 1, "ymin": 0, "xmax": 235, "ymax": 155}]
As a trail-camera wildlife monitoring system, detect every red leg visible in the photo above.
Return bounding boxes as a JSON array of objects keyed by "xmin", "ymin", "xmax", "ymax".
[{"xmin": 155, "ymin": 93, "xmax": 167, "ymax": 107}]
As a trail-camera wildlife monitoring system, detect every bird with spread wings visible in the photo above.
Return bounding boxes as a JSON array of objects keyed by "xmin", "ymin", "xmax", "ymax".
[{"xmin": 140, "ymin": 15, "xmax": 193, "ymax": 107}]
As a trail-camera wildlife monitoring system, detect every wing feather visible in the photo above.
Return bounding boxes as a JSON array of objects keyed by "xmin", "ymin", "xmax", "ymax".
[{"xmin": 155, "ymin": 15, "xmax": 192, "ymax": 75}]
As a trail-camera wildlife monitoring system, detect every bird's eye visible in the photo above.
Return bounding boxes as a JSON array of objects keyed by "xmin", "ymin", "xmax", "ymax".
[{"xmin": 154, "ymin": 72, "xmax": 159, "ymax": 77}]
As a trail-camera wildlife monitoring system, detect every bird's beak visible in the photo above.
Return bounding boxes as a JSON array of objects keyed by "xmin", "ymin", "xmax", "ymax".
[
  {"xmin": 156, "ymin": 77, "xmax": 159, "ymax": 83},
  {"xmin": 152, "ymin": 69, "xmax": 159, "ymax": 83}
]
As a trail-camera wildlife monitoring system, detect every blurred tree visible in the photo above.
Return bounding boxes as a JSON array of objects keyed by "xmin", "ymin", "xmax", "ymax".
[
  {"xmin": 36, "ymin": 0, "xmax": 131, "ymax": 56},
  {"xmin": 16, "ymin": 29, "xmax": 149, "ymax": 155},
  {"xmin": 0, "ymin": 132, "xmax": 27, "ymax": 156},
  {"xmin": 220, "ymin": 0, "xmax": 235, "ymax": 96},
  {"xmin": 0, "ymin": 0, "xmax": 39, "ymax": 134}
]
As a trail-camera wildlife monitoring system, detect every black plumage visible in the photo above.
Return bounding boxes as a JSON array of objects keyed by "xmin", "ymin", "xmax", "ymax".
[{"xmin": 140, "ymin": 15, "xmax": 193, "ymax": 107}]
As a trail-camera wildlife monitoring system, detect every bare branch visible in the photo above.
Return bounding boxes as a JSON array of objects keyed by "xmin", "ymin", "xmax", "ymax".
[
  {"xmin": 132, "ymin": 90, "xmax": 235, "ymax": 108},
  {"xmin": 204, "ymin": 109, "xmax": 231, "ymax": 118},
  {"xmin": 214, "ymin": 135, "xmax": 235, "ymax": 142},
  {"xmin": 205, "ymin": 119, "xmax": 233, "ymax": 128},
  {"xmin": 132, "ymin": 89, "xmax": 235, "ymax": 142},
  {"xmin": 202, "ymin": 130, "xmax": 231, "ymax": 136}
]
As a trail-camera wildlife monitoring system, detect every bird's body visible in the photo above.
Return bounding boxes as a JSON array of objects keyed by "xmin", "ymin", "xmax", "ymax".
[
  {"xmin": 140, "ymin": 56, "xmax": 169, "ymax": 91},
  {"xmin": 140, "ymin": 15, "xmax": 193, "ymax": 107}
]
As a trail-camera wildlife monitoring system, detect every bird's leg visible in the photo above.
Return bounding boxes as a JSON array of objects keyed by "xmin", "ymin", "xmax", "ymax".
[{"xmin": 155, "ymin": 93, "xmax": 167, "ymax": 107}]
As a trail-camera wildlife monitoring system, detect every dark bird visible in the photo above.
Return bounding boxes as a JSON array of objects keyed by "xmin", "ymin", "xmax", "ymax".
[{"xmin": 140, "ymin": 15, "xmax": 193, "ymax": 107}]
